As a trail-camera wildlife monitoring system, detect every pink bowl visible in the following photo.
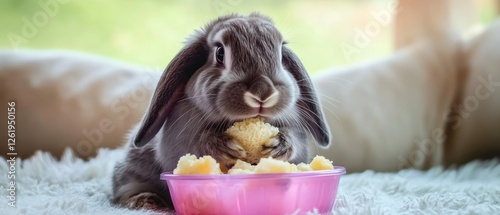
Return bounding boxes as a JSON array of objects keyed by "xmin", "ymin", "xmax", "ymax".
[{"xmin": 160, "ymin": 166, "xmax": 345, "ymax": 215}]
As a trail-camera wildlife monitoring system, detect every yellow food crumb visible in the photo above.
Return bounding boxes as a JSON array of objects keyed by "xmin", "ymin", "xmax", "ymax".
[
  {"xmin": 173, "ymin": 154, "xmax": 222, "ymax": 175},
  {"xmin": 227, "ymin": 168, "xmax": 255, "ymax": 174},
  {"xmin": 232, "ymin": 159, "xmax": 256, "ymax": 172},
  {"xmin": 253, "ymin": 157, "xmax": 297, "ymax": 173},
  {"xmin": 309, "ymin": 155, "xmax": 334, "ymax": 171},
  {"xmin": 296, "ymin": 163, "xmax": 313, "ymax": 172},
  {"xmin": 225, "ymin": 117, "xmax": 279, "ymax": 164}
]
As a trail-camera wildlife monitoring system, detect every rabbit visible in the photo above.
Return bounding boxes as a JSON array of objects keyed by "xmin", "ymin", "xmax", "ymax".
[{"xmin": 112, "ymin": 12, "xmax": 331, "ymax": 210}]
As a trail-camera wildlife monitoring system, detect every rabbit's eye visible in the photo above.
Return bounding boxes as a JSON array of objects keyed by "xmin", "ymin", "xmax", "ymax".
[{"xmin": 215, "ymin": 46, "xmax": 224, "ymax": 65}]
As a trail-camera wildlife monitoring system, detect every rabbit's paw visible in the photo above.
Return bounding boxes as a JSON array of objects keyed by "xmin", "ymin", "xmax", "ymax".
[
  {"xmin": 261, "ymin": 132, "xmax": 292, "ymax": 160},
  {"xmin": 125, "ymin": 192, "xmax": 168, "ymax": 211},
  {"xmin": 203, "ymin": 133, "xmax": 247, "ymax": 166}
]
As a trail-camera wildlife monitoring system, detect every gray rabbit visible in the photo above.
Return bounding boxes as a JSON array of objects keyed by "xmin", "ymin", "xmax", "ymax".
[{"xmin": 112, "ymin": 13, "xmax": 331, "ymax": 210}]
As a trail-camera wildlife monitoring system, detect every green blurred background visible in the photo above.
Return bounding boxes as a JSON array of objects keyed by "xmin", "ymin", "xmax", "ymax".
[{"xmin": 1, "ymin": 0, "xmax": 497, "ymax": 74}]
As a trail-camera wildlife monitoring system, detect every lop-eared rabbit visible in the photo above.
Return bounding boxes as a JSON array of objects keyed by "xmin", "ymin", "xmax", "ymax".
[{"xmin": 112, "ymin": 13, "xmax": 330, "ymax": 210}]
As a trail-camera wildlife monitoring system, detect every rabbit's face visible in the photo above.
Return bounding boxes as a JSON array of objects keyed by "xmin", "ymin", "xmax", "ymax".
[
  {"xmin": 133, "ymin": 13, "xmax": 330, "ymax": 148},
  {"xmin": 186, "ymin": 16, "xmax": 299, "ymax": 121}
]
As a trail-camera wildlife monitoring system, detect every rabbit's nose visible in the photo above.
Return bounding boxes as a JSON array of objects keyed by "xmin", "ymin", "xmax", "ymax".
[{"xmin": 244, "ymin": 76, "xmax": 279, "ymax": 108}]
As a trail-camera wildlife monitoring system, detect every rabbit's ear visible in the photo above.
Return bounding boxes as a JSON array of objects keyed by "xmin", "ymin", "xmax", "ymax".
[
  {"xmin": 134, "ymin": 38, "xmax": 208, "ymax": 147},
  {"xmin": 282, "ymin": 46, "xmax": 331, "ymax": 147}
]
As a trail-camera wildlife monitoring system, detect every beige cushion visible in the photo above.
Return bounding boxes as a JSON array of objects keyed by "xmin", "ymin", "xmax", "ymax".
[
  {"xmin": 443, "ymin": 20, "xmax": 500, "ymax": 166},
  {"xmin": 0, "ymin": 50, "xmax": 158, "ymax": 159},
  {"xmin": 312, "ymin": 20, "xmax": 500, "ymax": 172}
]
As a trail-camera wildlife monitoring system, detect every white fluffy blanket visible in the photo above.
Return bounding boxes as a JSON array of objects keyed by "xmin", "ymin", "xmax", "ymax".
[{"xmin": 1, "ymin": 149, "xmax": 499, "ymax": 215}]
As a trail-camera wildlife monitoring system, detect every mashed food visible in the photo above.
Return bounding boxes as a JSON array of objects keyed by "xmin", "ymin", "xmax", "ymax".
[
  {"xmin": 225, "ymin": 117, "xmax": 279, "ymax": 164},
  {"xmin": 173, "ymin": 154, "xmax": 223, "ymax": 175},
  {"xmin": 173, "ymin": 154, "xmax": 334, "ymax": 175},
  {"xmin": 173, "ymin": 117, "xmax": 333, "ymax": 175},
  {"xmin": 309, "ymin": 155, "xmax": 335, "ymax": 170}
]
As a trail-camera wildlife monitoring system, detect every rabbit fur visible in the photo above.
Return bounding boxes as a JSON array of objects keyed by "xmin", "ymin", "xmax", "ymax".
[{"xmin": 112, "ymin": 13, "xmax": 330, "ymax": 209}]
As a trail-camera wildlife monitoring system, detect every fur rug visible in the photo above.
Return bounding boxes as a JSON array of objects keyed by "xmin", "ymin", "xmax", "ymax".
[{"xmin": 1, "ymin": 148, "xmax": 499, "ymax": 215}]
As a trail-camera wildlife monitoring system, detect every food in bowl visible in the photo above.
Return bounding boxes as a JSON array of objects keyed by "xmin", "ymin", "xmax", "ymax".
[
  {"xmin": 164, "ymin": 117, "xmax": 343, "ymax": 214},
  {"xmin": 173, "ymin": 154, "xmax": 334, "ymax": 175},
  {"xmin": 173, "ymin": 154, "xmax": 223, "ymax": 175},
  {"xmin": 161, "ymin": 165, "xmax": 345, "ymax": 215}
]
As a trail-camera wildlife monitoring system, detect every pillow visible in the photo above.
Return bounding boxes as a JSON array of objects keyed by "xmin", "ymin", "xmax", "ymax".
[
  {"xmin": 443, "ymin": 20, "xmax": 500, "ymax": 166},
  {"xmin": 311, "ymin": 19, "xmax": 500, "ymax": 172},
  {"xmin": 0, "ymin": 49, "xmax": 160, "ymax": 159}
]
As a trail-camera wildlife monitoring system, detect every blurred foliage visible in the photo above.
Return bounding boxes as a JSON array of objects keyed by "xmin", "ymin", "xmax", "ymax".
[{"xmin": 0, "ymin": 0, "xmax": 497, "ymax": 74}]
